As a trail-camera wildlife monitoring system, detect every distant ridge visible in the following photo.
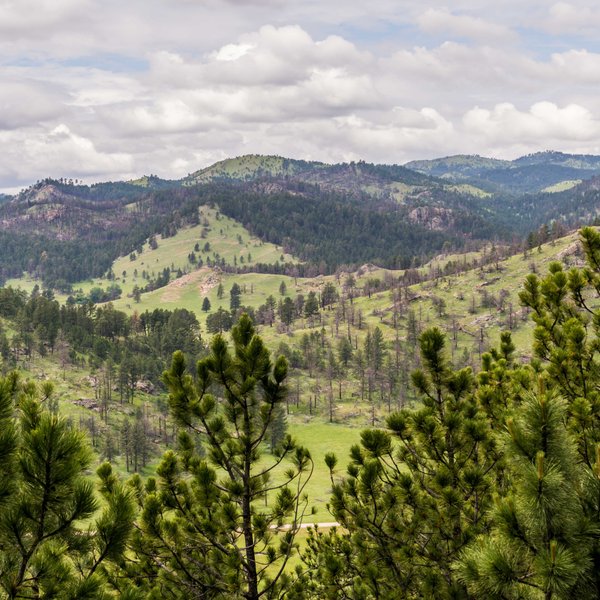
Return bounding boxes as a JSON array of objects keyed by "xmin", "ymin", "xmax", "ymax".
[
  {"xmin": 405, "ymin": 151, "xmax": 600, "ymax": 194},
  {"xmin": 3, "ymin": 150, "xmax": 600, "ymax": 288}
]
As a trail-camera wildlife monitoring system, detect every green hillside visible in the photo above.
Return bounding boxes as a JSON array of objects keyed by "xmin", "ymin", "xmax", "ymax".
[
  {"xmin": 184, "ymin": 154, "xmax": 324, "ymax": 183},
  {"xmin": 405, "ymin": 154, "xmax": 510, "ymax": 178},
  {"xmin": 5, "ymin": 152, "xmax": 600, "ymax": 291},
  {"xmin": 81, "ymin": 218, "xmax": 587, "ymax": 430},
  {"xmin": 2, "ymin": 213, "xmax": 598, "ymax": 598},
  {"xmin": 6, "ymin": 205, "xmax": 296, "ymax": 305},
  {"xmin": 407, "ymin": 151, "xmax": 600, "ymax": 194}
]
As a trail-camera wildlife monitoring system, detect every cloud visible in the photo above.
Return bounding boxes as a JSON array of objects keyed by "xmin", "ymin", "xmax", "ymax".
[
  {"xmin": 544, "ymin": 2, "xmax": 600, "ymax": 35},
  {"xmin": 550, "ymin": 49, "xmax": 600, "ymax": 84},
  {"xmin": 0, "ymin": 0, "xmax": 92, "ymax": 34},
  {"xmin": 103, "ymin": 25, "xmax": 378, "ymax": 138},
  {"xmin": 3, "ymin": 3, "xmax": 600, "ymax": 190},
  {"xmin": 463, "ymin": 102, "xmax": 600, "ymax": 147},
  {"xmin": 417, "ymin": 8, "xmax": 516, "ymax": 44},
  {"xmin": 0, "ymin": 78, "xmax": 67, "ymax": 130},
  {"xmin": 213, "ymin": 43, "xmax": 255, "ymax": 62},
  {"xmin": 0, "ymin": 124, "xmax": 133, "ymax": 185}
]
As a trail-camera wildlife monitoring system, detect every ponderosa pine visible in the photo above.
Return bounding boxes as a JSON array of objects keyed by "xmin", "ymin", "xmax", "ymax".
[
  {"xmin": 129, "ymin": 314, "xmax": 313, "ymax": 600},
  {"xmin": 0, "ymin": 373, "xmax": 136, "ymax": 599},
  {"xmin": 298, "ymin": 328, "xmax": 500, "ymax": 599}
]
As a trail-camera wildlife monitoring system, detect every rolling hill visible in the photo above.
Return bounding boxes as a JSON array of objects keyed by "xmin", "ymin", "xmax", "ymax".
[
  {"xmin": 2, "ymin": 151, "xmax": 600, "ymax": 291},
  {"xmin": 406, "ymin": 150, "xmax": 600, "ymax": 194}
]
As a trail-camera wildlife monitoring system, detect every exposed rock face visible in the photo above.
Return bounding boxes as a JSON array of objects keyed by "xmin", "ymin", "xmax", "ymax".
[
  {"xmin": 408, "ymin": 206, "xmax": 455, "ymax": 230},
  {"xmin": 135, "ymin": 379, "xmax": 155, "ymax": 394},
  {"xmin": 73, "ymin": 398, "xmax": 100, "ymax": 411},
  {"xmin": 2, "ymin": 183, "xmax": 138, "ymax": 240},
  {"xmin": 556, "ymin": 241, "xmax": 582, "ymax": 261}
]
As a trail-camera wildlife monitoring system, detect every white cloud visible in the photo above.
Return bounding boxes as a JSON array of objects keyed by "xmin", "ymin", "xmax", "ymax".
[
  {"xmin": 544, "ymin": 2, "xmax": 600, "ymax": 34},
  {"xmin": 213, "ymin": 43, "xmax": 255, "ymax": 62},
  {"xmin": 550, "ymin": 50, "xmax": 600, "ymax": 84},
  {"xmin": 0, "ymin": 124, "xmax": 133, "ymax": 185},
  {"xmin": 3, "ymin": 3, "xmax": 600, "ymax": 190},
  {"xmin": 417, "ymin": 8, "xmax": 516, "ymax": 44},
  {"xmin": 463, "ymin": 102, "xmax": 600, "ymax": 146}
]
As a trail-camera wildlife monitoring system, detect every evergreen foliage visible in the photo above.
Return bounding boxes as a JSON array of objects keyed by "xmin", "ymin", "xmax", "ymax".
[
  {"xmin": 5, "ymin": 155, "xmax": 600, "ymax": 285},
  {"xmin": 519, "ymin": 227, "xmax": 600, "ymax": 467},
  {"xmin": 129, "ymin": 314, "xmax": 313, "ymax": 599},
  {"xmin": 457, "ymin": 390, "xmax": 595, "ymax": 599},
  {"xmin": 298, "ymin": 328, "xmax": 501, "ymax": 599},
  {"xmin": 0, "ymin": 374, "xmax": 135, "ymax": 599},
  {"xmin": 8, "ymin": 221, "xmax": 600, "ymax": 597}
]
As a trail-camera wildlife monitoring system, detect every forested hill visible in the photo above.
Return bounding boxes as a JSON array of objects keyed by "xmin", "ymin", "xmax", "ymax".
[
  {"xmin": 184, "ymin": 154, "xmax": 437, "ymax": 191},
  {"xmin": 3, "ymin": 151, "xmax": 600, "ymax": 288},
  {"xmin": 406, "ymin": 150, "xmax": 600, "ymax": 194}
]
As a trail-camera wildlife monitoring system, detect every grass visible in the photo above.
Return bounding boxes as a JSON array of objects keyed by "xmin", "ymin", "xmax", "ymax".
[
  {"xmin": 6, "ymin": 205, "xmax": 296, "ymax": 305},
  {"xmin": 188, "ymin": 155, "xmax": 295, "ymax": 183},
  {"xmin": 5, "ymin": 208, "xmax": 592, "ymax": 584},
  {"xmin": 446, "ymin": 183, "xmax": 492, "ymax": 198},
  {"xmin": 3, "ymin": 210, "xmax": 590, "ymax": 519},
  {"xmin": 4, "ymin": 346, "xmax": 363, "ymax": 521},
  {"xmin": 542, "ymin": 180, "xmax": 581, "ymax": 193},
  {"xmin": 7, "ymin": 226, "xmax": 583, "ymax": 407},
  {"xmin": 3, "ymin": 225, "xmax": 593, "ymax": 591},
  {"xmin": 389, "ymin": 181, "xmax": 417, "ymax": 202},
  {"xmin": 287, "ymin": 421, "xmax": 362, "ymax": 521},
  {"xmin": 98, "ymin": 231, "xmax": 587, "ymax": 437}
]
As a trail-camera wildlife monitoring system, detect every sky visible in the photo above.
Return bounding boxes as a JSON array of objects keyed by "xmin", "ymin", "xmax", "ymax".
[{"xmin": 2, "ymin": 0, "xmax": 600, "ymax": 192}]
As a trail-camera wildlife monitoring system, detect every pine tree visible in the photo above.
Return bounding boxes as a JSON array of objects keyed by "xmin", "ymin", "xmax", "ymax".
[
  {"xmin": 476, "ymin": 331, "xmax": 532, "ymax": 428},
  {"xmin": 301, "ymin": 328, "xmax": 500, "ymax": 599},
  {"xmin": 518, "ymin": 227, "xmax": 600, "ymax": 468},
  {"xmin": 304, "ymin": 291, "xmax": 319, "ymax": 320},
  {"xmin": 230, "ymin": 282, "xmax": 242, "ymax": 311},
  {"xmin": 279, "ymin": 297, "xmax": 295, "ymax": 328},
  {"xmin": 0, "ymin": 373, "xmax": 17, "ymax": 509},
  {"xmin": 0, "ymin": 373, "xmax": 135, "ymax": 599},
  {"xmin": 458, "ymin": 389, "xmax": 595, "ymax": 599},
  {"xmin": 513, "ymin": 226, "xmax": 600, "ymax": 595},
  {"xmin": 337, "ymin": 336, "xmax": 353, "ymax": 368},
  {"xmin": 131, "ymin": 314, "xmax": 313, "ymax": 599}
]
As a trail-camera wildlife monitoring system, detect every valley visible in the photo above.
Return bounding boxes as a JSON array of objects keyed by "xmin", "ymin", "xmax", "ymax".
[
  {"xmin": 0, "ymin": 187, "xmax": 587, "ymax": 498},
  {"xmin": 2, "ymin": 152, "xmax": 600, "ymax": 597},
  {"xmin": 2, "ymin": 153, "xmax": 597, "ymax": 453}
]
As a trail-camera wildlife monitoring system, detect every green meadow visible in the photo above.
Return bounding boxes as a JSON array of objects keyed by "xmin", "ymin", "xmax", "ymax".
[{"xmin": 3, "ymin": 205, "xmax": 589, "ymax": 523}]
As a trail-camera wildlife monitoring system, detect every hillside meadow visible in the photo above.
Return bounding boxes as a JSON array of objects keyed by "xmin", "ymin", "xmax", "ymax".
[{"xmin": 2, "ymin": 206, "xmax": 590, "ymax": 524}]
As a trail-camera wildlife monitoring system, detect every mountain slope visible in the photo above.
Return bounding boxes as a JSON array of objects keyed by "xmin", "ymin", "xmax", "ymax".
[
  {"xmin": 0, "ymin": 165, "xmax": 499, "ymax": 286},
  {"xmin": 184, "ymin": 154, "xmax": 438, "ymax": 199},
  {"xmin": 3, "ymin": 151, "xmax": 600, "ymax": 289},
  {"xmin": 406, "ymin": 151, "xmax": 600, "ymax": 194}
]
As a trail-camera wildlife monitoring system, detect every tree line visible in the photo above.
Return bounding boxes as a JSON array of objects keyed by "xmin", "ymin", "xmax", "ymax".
[
  {"xmin": 0, "ymin": 176, "xmax": 512, "ymax": 291},
  {"xmin": 4, "ymin": 228, "xmax": 600, "ymax": 597}
]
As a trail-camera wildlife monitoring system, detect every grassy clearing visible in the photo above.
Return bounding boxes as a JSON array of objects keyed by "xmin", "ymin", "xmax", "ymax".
[
  {"xmin": 111, "ymin": 271, "xmax": 301, "ymax": 328},
  {"xmin": 100, "ymin": 205, "xmax": 295, "ymax": 301},
  {"xmin": 287, "ymin": 421, "xmax": 362, "ymax": 521},
  {"xmin": 97, "ymin": 231, "xmax": 586, "ymax": 436},
  {"xmin": 345, "ymin": 233, "xmax": 582, "ymax": 366},
  {"xmin": 3, "ymin": 212, "xmax": 589, "ymax": 522},
  {"xmin": 542, "ymin": 180, "xmax": 581, "ymax": 193},
  {"xmin": 187, "ymin": 155, "xmax": 312, "ymax": 183},
  {"xmin": 389, "ymin": 181, "xmax": 417, "ymax": 202},
  {"xmin": 6, "ymin": 205, "xmax": 296, "ymax": 304},
  {"xmin": 446, "ymin": 183, "xmax": 492, "ymax": 198},
  {"xmin": 4, "ymin": 347, "xmax": 363, "ymax": 522}
]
